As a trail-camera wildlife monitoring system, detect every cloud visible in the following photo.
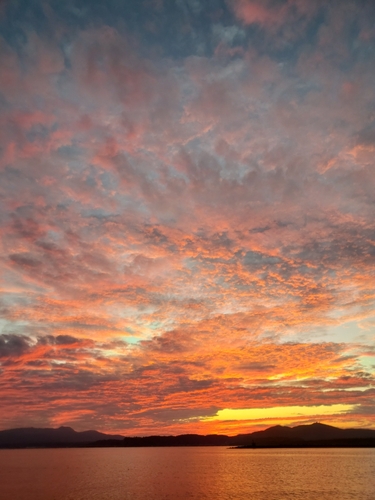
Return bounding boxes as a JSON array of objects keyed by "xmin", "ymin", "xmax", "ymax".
[
  {"xmin": 0, "ymin": 0, "xmax": 374, "ymax": 433},
  {"xmin": 0, "ymin": 334, "xmax": 31, "ymax": 358},
  {"xmin": 233, "ymin": 1, "xmax": 275, "ymax": 26}
]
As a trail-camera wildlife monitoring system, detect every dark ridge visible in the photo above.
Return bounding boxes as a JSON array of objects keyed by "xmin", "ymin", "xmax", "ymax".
[
  {"xmin": 1, "ymin": 423, "xmax": 375, "ymax": 448},
  {"xmin": 0, "ymin": 426, "xmax": 124, "ymax": 448}
]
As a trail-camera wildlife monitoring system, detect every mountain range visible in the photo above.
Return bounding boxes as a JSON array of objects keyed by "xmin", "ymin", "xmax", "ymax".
[
  {"xmin": 0, "ymin": 426, "xmax": 123, "ymax": 448},
  {"xmin": 1, "ymin": 423, "xmax": 375, "ymax": 448}
]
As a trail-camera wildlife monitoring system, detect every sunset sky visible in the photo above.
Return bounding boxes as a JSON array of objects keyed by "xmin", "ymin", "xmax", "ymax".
[{"xmin": 1, "ymin": 0, "xmax": 375, "ymax": 436}]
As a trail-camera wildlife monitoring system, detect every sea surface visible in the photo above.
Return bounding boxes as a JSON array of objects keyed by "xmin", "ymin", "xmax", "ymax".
[{"xmin": 0, "ymin": 447, "xmax": 374, "ymax": 500}]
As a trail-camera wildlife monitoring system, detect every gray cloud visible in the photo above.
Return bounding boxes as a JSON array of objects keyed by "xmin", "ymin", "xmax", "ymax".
[{"xmin": 0, "ymin": 334, "xmax": 31, "ymax": 358}]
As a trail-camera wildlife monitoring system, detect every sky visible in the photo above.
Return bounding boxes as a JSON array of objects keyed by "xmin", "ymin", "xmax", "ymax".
[{"xmin": 0, "ymin": 0, "xmax": 375, "ymax": 436}]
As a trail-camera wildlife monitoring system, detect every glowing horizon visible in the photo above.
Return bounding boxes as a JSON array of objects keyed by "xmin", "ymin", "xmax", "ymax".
[{"xmin": 202, "ymin": 405, "xmax": 358, "ymax": 423}]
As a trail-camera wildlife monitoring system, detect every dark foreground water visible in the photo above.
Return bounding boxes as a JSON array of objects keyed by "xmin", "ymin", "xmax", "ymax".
[{"xmin": 0, "ymin": 447, "xmax": 374, "ymax": 500}]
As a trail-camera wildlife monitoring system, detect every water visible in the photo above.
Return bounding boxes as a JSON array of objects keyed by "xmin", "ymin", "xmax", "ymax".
[{"xmin": 0, "ymin": 447, "xmax": 374, "ymax": 500}]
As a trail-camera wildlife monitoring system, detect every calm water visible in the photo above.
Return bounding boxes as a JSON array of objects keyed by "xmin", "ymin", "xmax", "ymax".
[{"xmin": 0, "ymin": 447, "xmax": 374, "ymax": 500}]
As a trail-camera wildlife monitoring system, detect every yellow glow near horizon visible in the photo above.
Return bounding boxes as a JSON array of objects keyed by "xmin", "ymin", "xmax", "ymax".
[{"xmin": 203, "ymin": 404, "xmax": 356, "ymax": 421}]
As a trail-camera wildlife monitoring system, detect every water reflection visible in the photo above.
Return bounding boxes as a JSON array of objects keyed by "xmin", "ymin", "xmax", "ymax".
[{"xmin": 1, "ymin": 447, "xmax": 374, "ymax": 500}]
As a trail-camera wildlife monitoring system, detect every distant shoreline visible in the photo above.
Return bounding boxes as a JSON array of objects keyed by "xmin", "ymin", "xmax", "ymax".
[
  {"xmin": 2, "ymin": 441, "xmax": 375, "ymax": 449},
  {"xmin": 235, "ymin": 438, "xmax": 375, "ymax": 449},
  {"xmin": 1, "ymin": 423, "xmax": 375, "ymax": 449}
]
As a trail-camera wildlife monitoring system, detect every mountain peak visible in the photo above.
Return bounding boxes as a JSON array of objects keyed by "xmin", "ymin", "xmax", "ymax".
[{"xmin": 310, "ymin": 422, "xmax": 335, "ymax": 428}]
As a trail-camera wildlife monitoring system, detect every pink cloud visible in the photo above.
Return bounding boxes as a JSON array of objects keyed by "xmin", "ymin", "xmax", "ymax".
[{"xmin": 234, "ymin": 1, "xmax": 276, "ymax": 25}]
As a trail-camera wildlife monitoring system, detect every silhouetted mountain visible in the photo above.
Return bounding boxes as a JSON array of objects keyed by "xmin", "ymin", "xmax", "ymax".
[
  {"xmin": 0, "ymin": 426, "xmax": 124, "ymax": 448},
  {"xmin": 101, "ymin": 423, "xmax": 375, "ymax": 448},
  {"xmin": 118, "ymin": 434, "xmax": 232, "ymax": 447},
  {"xmin": 1, "ymin": 422, "xmax": 375, "ymax": 448},
  {"xmin": 292, "ymin": 422, "xmax": 375, "ymax": 440},
  {"xmin": 236, "ymin": 423, "xmax": 375, "ymax": 448}
]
